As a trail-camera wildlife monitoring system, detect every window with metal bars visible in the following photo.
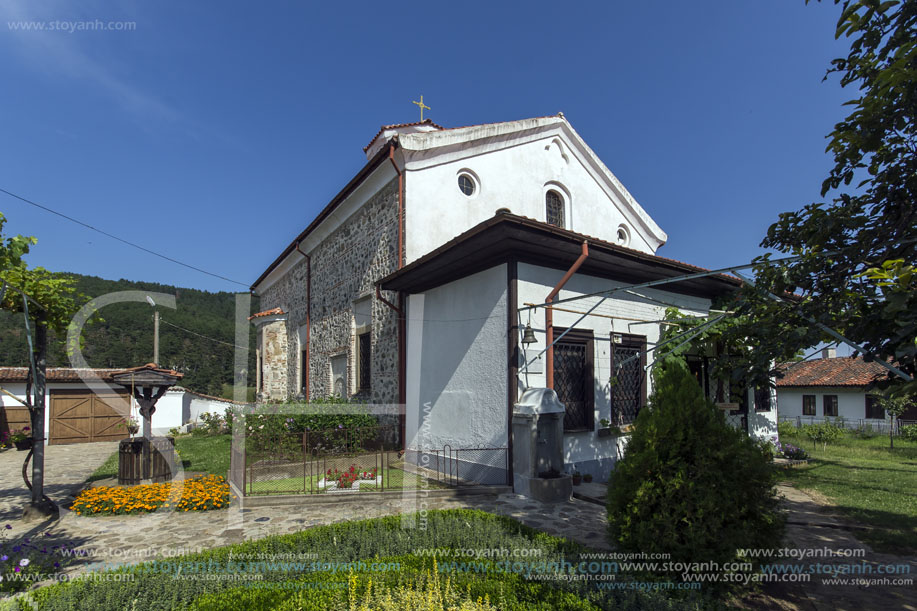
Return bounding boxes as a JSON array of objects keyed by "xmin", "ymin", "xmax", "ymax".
[
  {"xmin": 357, "ymin": 332, "xmax": 371, "ymax": 393},
  {"xmin": 546, "ymin": 190, "xmax": 565, "ymax": 228},
  {"xmin": 610, "ymin": 334, "xmax": 647, "ymax": 426},
  {"xmin": 553, "ymin": 328, "xmax": 594, "ymax": 432}
]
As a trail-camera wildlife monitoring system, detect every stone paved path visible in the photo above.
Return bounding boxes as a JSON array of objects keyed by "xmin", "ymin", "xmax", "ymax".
[
  {"xmin": 4, "ymin": 478, "xmax": 610, "ymax": 578},
  {"xmin": 0, "ymin": 442, "xmax": 117, "ymax": 525}
]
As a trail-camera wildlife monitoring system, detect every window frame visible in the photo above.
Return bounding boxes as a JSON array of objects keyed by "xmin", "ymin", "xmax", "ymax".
[
  {"xmin": 754, "ymin": 387, "xmax": 772, "ymax": 412},
  {"xmin": 356, "ymin": 331, "xmax": 371, "ymax": 394},
  {"xmin": 610, "ymin": 333, "xmax": 648, "ymax": 427},
  {"xmin": 865, "ymin": 395, "xmax": 885, "ymax": 420},
  {"xmin": 823, "ymin": 394, "xmax": 839, "ymax": 417},
  {"xmin": 545, "ymin": 189, "xmax": 565, "ymax": 228},
  {"xmin": 802, "ymin": 394, "xmax": 816, "ymax": 416},
  {"xmin": 553, "ymin": 327, "xmax": 594, "ymax": 433}
]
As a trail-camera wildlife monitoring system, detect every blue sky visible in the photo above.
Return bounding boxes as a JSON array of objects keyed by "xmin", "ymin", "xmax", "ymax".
[{"xmin": 0, "ymin": 0, "xmax": 852, "ymax": 297}]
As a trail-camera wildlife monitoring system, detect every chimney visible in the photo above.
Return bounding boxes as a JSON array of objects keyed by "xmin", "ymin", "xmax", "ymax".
[{"xmin": 822, "ymin": 347, "xmax": 837, "ymax": 359}]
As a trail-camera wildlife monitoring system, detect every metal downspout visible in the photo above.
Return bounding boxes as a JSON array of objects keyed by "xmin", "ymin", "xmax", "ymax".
[{"xmin": 545, "ymin": 241, "xmax": 589, "ymax": 389}]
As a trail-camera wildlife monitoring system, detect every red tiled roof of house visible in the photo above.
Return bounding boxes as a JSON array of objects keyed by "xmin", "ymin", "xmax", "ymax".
[
  {"xmin": 362, "ymin": 119, "xmax": 445, "ymax": 152},
  {"xmin": 776, "ymin": 357, "xmax": 888, "ymax": 388},
  {"xmin": 248, "ymin": 307, "xmax": 285, "ymax": 320},
  {"xmin": 0, "ymin": 367, "xmax": 123, "ymax": 382}
]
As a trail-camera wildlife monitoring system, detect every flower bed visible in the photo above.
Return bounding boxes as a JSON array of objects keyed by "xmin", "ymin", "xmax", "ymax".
[
  {"xmin": 0, "ymin": 526, "xmax": 84, "ymax": 594},
  {"xmin": 71, "ymin": 475, "xmax": 232, "ymax": 516},
  {"xmin": 776, "ymin": 441, "xmax": 809, "ymax": 461}
]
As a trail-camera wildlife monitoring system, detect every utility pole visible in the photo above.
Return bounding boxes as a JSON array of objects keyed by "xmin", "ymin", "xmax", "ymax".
[{"xmin": 153, "ymin": 310, "xmax": 160, "ymax": 365}]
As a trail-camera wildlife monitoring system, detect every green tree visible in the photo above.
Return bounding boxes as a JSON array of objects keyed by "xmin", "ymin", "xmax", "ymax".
[
  {"xmin": 723, "ymin": 0, "xmax": 917, "ymax": 388},
  {"xmin": 0, "ymin": 213, "xmax": 87, "ymax": 518},
  {"xmin": 878, "ymin": 390, "xmax": 914, "ymax": 448},
  {"xmin": 606, "ymin": 361, "xmax": 782, "ymax": 585}
]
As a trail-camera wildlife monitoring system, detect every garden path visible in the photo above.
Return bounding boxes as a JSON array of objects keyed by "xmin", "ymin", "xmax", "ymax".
[
  {"xmin": 5, "ymin": 487, "xmax": 610, "ymax": 580},
  {"xmin": 739, "ymin": 483, "xmax": 917, "ymax": 611},
  {"xmin": 0, "ymin": 442, "xmax": 117, "ymax": 527}
]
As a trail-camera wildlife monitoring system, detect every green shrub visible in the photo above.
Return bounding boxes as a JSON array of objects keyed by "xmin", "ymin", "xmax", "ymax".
[
  {"xmin": 900, "ymin": 424, "xmax": 917, "ymax": 442},
  {"xmin": 190, "ymin": 561, "xmax": 603, "ymax": 611},
  {"xmin": 606, "ymin": 362, "xmax": 783, "ymax": 586},
  {"xmin": 777, "ymin": 420, "xmax": 798, "ymax": 438},
  {"xmin": 801, "ymin": 421, "xmax": 842, "ymax": 452},
  {"xmin": 25, "ymin": 510, "xmax": 711, "ymax": 611}
]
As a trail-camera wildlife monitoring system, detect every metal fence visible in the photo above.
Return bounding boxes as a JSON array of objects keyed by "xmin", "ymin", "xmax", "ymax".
[
  {"xmin": 779, "ymin": 415, "xmax": 917, "ymax": 435},
  {"xmin": 228, "ymin": 424, "xmax": 509, "ymax": 496}
]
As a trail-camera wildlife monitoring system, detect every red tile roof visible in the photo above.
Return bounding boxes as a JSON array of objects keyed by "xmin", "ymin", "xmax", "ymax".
[
  {"xmin": 0, "ymin": 367, "xmax": 123, "ymax": 383},
  {"xmin": 248, "ymin": 307, "xmax": 285, "ymax": 320},
  {"xmin": 363, "ymin": 119, "xmax": 445, "ymax": 152},
  {"xmin": 776, "ymin": 357, "xmax": 888, "ymax": 388}
]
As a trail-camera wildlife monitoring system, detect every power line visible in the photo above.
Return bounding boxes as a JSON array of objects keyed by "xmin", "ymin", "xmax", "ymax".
[
  {"xmin": 0, "ymin": 186, "xmax": 249, "ymax": 287},
  {"xmin": 159, "ymin": 318, "xmax": 251, "ymax": 350}
]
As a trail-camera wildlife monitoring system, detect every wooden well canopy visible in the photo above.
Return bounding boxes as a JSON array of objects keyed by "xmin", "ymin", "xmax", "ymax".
[{"xmin": 111, "ymin": 363, "xmax": 183, "ymax": 438}]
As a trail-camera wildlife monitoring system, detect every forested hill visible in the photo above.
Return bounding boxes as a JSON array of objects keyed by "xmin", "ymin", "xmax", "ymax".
[{"xmin": 0, "ymin": 273, "xmax": 259, "ymax": 397}]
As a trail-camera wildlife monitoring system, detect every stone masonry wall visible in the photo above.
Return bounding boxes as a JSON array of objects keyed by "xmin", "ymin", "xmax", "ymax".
[{"xmin": 258, "ymin": 178, "xmax": 400, "ymax": 405}]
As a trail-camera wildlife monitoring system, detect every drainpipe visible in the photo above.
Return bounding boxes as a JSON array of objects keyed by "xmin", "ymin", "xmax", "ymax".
[
  {"xmin": 386, "ymin": 143, "xmax": 407, "ymax": 447},
  {"xmin": 389, "ymin": 144, "xmax": 404, "ymax": 268},
  {"xmin": 545, "ymin": 241, "xmax": 589, "ymax": 389},
  {"xmin": 295, "ymin": 241, "xmax": 311, "ymax": 401}
]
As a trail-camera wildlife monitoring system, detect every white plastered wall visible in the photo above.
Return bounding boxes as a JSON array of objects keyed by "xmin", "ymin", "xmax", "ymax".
[{"xmin": 404, "ymin": 265, "xmax": 508, "ymax": 451}]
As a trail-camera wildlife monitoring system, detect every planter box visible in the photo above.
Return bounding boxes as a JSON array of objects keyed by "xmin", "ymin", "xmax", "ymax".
[
  {"xmin": 14, "ymin": 439, "xmax": 33, "ymax": 451},
  {"xmin": 597, "ymin": 428, "xmax": 613, "ymax": 438}
]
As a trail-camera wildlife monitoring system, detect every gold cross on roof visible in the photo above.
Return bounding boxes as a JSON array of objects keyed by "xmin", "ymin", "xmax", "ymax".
[{"xmin": 412, "ymin": 95, "xmax": 430, "ymax": 121}]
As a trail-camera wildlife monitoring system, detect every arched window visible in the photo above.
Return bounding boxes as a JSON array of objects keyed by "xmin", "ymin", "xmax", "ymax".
[{"xmin": 546, "ymin": 190, "xmax": 564, "ymax": 228}]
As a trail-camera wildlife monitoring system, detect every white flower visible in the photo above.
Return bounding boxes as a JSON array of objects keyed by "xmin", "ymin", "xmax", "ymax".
[
  {"xmin": 19, "ymin": 558, "xmax": 30, "ymax": 567},
  {"xmin": 258, "ymin": 425, "xmax": 264, "ymax": 429}
]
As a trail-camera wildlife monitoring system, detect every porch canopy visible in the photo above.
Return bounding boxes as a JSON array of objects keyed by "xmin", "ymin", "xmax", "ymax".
[{"xmin": 379, "ymin": 211, "xmax": 740, "ymax": 298}]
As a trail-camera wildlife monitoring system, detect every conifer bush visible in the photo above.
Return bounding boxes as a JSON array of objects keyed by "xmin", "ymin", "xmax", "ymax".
[{"xmin": 606, "ymin": 361, "xmax": 783, "ymax": 580}]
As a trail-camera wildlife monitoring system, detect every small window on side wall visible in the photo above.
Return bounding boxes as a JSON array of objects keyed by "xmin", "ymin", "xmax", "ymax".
[
  {"xmin": 823, "ymin": 395, "xmax": 838, "ymax": 417},
  {"xmin": 356, "ymin": 332, "xmax": 371, "ymax": 393},
  {"xmin": 546, "ymin": 190, "xmax": 565, "ymax": 228},
  {"xmin": 754, "ymin": 387, "xmax": 772, "ymax": 412},
  {"xmin": 865, "ymin": 395, "xmax": 884, "ymax": 419},
  {"xmin": 802, "ymin": 395, "xmax": 816, "ymax": 416}
]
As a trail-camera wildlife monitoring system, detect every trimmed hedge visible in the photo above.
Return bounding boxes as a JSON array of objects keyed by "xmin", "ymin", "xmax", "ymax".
[{"xmin": 19, "ymin": 510, "xmax": 715, "ymax": 611}]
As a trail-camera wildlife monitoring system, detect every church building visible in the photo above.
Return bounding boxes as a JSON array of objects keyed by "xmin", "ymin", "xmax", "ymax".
[{"xmin": 250, "ymin": 114, "xmax": 777, "ymax": 481}]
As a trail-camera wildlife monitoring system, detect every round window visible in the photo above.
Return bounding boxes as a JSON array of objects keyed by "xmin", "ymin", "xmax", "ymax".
[
  {"xmin": 616, "ymin": 225, "xmax": 630, "ymax": 246},
  {"xmin": 458, "ymin": 174, "xmax": 475, "ymax": 196}
]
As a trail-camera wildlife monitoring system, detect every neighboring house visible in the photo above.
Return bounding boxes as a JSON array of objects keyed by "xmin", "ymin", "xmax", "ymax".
[
  {"xmin": 776, "ymin": 350, "xmax": 917, "ymax": 428},
  {"xmin": 0, "ymin": 367, "xmax": 233, "ymax": 444},
  {"xmin": 250, "ymin": 115, "xmax": 777, "ymax": 481}
]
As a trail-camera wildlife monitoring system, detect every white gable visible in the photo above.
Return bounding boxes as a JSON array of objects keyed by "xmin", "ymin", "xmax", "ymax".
[{"xmin": 398, "ymin": 116, "xmax": 667, "ymax": 264}]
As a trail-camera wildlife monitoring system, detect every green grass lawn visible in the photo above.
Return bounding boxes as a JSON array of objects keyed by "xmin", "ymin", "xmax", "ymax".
[
  {"xmin": 778, "ymin": 431, "xmax": 917, "ymax": 553},
  {"xmin": 88, "ymin": 434, "xmax": 231, "ymax": 482},
  {"xmin": 248, "ymin": 467, "xmax": 446, "ymax": 495}
]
